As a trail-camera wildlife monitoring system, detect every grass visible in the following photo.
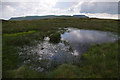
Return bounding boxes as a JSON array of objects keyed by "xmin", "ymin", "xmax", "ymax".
[
  {"xmin": 80, "ymin": 41, "xmax": 119, "ymax": 78},
  {"xmin": 3, "ymin": 65, "xmax": 45, "ymax": 78},
  {"xmin": 2, "ymin": 46, "xmax": 23, "ymax": 71},
  {"xmin": 3, "ymin": 30, "xmax": 36, "ymax": 37},
  {"xmin": 47, "ymin": 64, "xmax": 80, "ymax": 78},
  {"xmin": 2, "ymin": 18, "xmax": 119, "ymax": 34},
  {"xmin": 4, "ymin": 39, "xmax": 118, "ymax": 78},
  {"xmin": 2, "ymin": 17, "xmax": 119, "ymax": 78},
  {"xmin": 49, "ymin": 32, "xmax": 61, "ymax": 43},
  {"xmin": 47, "ymin": 41, "xmax": 119, "ymax": 78}
]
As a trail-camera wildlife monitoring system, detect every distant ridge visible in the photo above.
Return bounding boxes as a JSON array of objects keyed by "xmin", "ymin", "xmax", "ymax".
[
  {"xmin": 73, "ymin": 15, "xmax": 89, "ymax": 18},
  {"xmin": 9, "ymin": 15, "xmax": 89, "ymax": 21}
]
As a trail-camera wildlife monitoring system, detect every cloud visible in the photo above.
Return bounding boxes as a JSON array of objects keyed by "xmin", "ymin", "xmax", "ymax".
[
  {"xmin": 2, "ymin": 0, "xmax": 119, "ymax": 2},
  {"xmin": 80, "ymin": 2, "xmax": 118, "ymax": 14},
  {"xmin": 85, "ymin": 13, "xmax": 118, "ymax": 19},
  {"xmin": 0, "ymin": 0, "xmax": 119, "ymax": 20},
  {"xmin": 67, "ymin": 1, "xmax": 119, "ymax": 19},
  {"xmin": 1, "ymin": 1, "xmax": 57, "ymax": 19}
]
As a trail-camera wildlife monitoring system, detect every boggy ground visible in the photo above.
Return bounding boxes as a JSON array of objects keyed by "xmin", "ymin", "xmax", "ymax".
[{"xmin": 2, "ymin": 17, "xmax": 119, "ymax": 78}]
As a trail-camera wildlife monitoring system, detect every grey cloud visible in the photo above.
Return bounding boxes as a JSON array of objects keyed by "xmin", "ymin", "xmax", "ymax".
[
  {"xmin": 80, "ymin": 2, "xmax": 118, "ymax": 14},
  {"xmin": 2, "ymin": 2, "xmax": 20, "ymax": 9},
  {"xmin": 118, "ymin": 2, "xmax": 120, "ymax": 14}
]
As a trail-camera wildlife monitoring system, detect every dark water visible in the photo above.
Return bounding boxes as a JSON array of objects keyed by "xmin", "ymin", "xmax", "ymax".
[{"xmin": 19, "ymin": 28, "xmax": 118, "ymax": 72}]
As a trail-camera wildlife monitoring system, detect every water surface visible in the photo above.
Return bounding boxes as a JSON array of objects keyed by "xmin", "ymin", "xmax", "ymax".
[
  {"xmin": 19, "ymin": 28, "xmax": 118, "ymax": 72},
  {"xmin": 61, "ymin": 28, "xmax": 118, "ymax": 55}
]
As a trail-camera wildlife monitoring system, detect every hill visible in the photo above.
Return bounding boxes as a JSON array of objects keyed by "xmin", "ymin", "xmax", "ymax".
[{"xmin": 9, "ymin": 15, "xmax": 89, "ymax": 21}]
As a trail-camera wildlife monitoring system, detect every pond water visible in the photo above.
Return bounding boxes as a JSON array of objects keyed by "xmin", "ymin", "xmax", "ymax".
[
  {"xmin": 19, "ymin": 28, "xmax": 118, "ymax": 72},
  {"xmin": 61, "ymin": 28, "xmax": 118, "ymax": 55}
]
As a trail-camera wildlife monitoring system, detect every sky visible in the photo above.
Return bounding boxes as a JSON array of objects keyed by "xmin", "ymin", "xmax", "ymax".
[{"xmin": 0, "ymin": 0, "xmax": 120, "ymax": 20}]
